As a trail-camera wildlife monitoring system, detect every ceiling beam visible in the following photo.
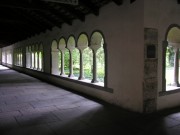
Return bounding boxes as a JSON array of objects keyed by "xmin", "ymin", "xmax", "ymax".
[
  {"xmin": 80, "ymin": 1, "xmax": 99, "ymax": 16},
  {"xmin": 62, "ymin": 5, "xmax": 85, "ymax": 22},
  {"xmin": 0, "ymin": 0, "xmax": 47, "ymax": 11},
  {"xmin": 26, "ymin": 10, "xmax": 54, "ymax": 29},
  {"xmin": 49, "ymin": 2, "xmax": 85, "ymax": 22},
  {"xmin": 36, "ymin": 10, "xmax": 63, "ymax": 28},
  {"xmin": 38, "ymin": 1, "xmax": 72, "ymax": 26},
  {"xmin": 130, "ymin": 0, "xmax": 136, "ymax": 3},
  {"xmin": 113, "ymin": 0, "xmax": 123, "ymax": 5},
  {"xmin": 14, "ymin": 9, "xmax": 48, "ymax": 31}
]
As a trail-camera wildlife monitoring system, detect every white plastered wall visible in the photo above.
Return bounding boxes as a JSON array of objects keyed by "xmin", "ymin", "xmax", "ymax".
[
  {"xmin": 144, "ymin": 0, "xmax": 180, "ymax": 110},
  {"xmin": 2, "ymin": 1, "xmax": 144, "ymax": 112}
]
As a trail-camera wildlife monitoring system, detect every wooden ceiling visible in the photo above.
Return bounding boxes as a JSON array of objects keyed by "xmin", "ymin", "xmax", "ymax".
[{"xmin": 0, "ymin": 0, "xmax": 123, "ymax": 47}]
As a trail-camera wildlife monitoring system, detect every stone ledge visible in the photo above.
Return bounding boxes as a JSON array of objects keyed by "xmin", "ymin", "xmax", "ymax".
[{"xmin": 159, "ymin": 89, "xmax": 180, "ymax": 96}]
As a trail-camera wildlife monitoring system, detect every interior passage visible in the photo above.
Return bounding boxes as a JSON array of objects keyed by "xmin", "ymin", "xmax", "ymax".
[{"xmin": 0, "ymin": 65, "xmax": 180, "ymax": 135}]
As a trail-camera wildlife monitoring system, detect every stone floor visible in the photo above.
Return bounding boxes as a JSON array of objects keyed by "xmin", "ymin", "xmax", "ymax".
[{"xmin": 1, "ymin": 65, "xmax": 180, "ymax": 135}]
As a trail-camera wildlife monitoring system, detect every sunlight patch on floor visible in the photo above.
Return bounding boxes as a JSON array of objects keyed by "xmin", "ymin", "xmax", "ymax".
[{"xmin": 0, "ymin": 65, "xmax": 9, "ymax": 70}]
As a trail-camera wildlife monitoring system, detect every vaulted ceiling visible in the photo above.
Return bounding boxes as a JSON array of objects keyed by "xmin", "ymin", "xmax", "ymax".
[{"xmin": 0, "ymin": 0, "xmax": 123, "ymax": 48}]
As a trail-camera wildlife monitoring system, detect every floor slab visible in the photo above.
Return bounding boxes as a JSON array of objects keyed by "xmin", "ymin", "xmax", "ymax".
[{"xmin": 1, "ymin": 65, "xmax": 180, "ymax": 135}]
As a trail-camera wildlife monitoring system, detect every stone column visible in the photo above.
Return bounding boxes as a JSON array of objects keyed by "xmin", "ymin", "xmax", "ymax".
[
  {"xmin": 36, "ymin": 45, "xmax": 39, "ymax": 70},
  {"xmin": 18, "ymin": 49, "xmax": 20, "ymax": 66},
  {"xmin": 37, "ymin": 51, "xmax": 40, "ymax": 70},
  {"xmin": 51, "ymin": 50, "xmax": 59, "ymax": 75},
  {"xmin": 67, "ymin": 36, "xmax": 76, "ymax": 77},
  {"xmin": 68, "ymin": 50, "xmax": 74, "ymax": 77},
  {"xmin": 31, "ymin": 46, "xmax": 35, "ymax": 69},
  {"xmin": 77, "ymin": 34, "xmax": 88, "ymax": 80},
  {"xmin": 33, "ymin": 49, "xmax": 36, "ymax": 69},
  {"xmin": 162, "ymin": 41, "xmax": 168, "ymax": 91},
  {"xmin": 38, "ymin": 51, "xmax": 41, "ymax": 70},
  {"xmin": 20, "ymin": 49, "xmax": 22, "ymax": 66},
  {"xmin": 92, "ymin": 49, "xmax": 98, "ymax": 83},
  {"xmin": 169, "ymin": 42, "xmax": 180, "ymax": 87},
  {"xmin": 173, "ymin": 47, "xmax": 179, "ymax": 86},
  {"xmin": 78, "ymin": 49, "xmax": 85, "ymax": 80},
  {"xmin": 41, "ymin": 50, "xmax": 44, "ymax": 71},
  {"xmin": 143, "ymin": 28, "xmax": 158, "ymax": 113},
  {"xmin": 60, "ymin": 50, "xmax": 65, "ymax": 76},
  {"xmin": 29, "ymin": 47, "xmax": 32, "ymax": 68}
]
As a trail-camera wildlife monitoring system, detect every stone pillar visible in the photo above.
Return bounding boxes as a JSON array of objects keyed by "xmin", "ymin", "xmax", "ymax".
[
  {"xmin": 162, "ymin": 41, "xmax": 168, "ymax": 91},
  {"xmin": 77, "ymin": 34, "xmax": 88, "ymax": 80},
  {"xmin": 38, "ymin": 52, "xmax": 41, "ymax": 70},
  {"xmin": 31, "ymin": 46, "xmax": 35, "ymax": 69},
  {"xmin": 37, "ymin": 51, "xmax": 39, "ymax": 70},
  {"xmin": 60, "ymin": 50, "xmax": 65, "ymax": 75},
  {"xmin": 18, "ymin": 49, "xmax": 20, "ymax": 66},
  {"xmin": 67, "ymin": 36, "xmax": 76, "ymax": 77},
  {"xmin": 59, "ymin": 38, "xmax": 66, "ymax": 76},
  {"xmin": 91, "ymin": 49, "xmax": 98, "ymax": 83},
  {"xmin": 143, "ymin": 28, "xmax": 158, "ymax": 113},
  {"xmin": 51, "ymin": 50, "xmax": 59, "ymax": 75},
  {"xmin": 33, "ymin": 49, "xmax": 36, "ymax": 69},
  {"xmin": 68, "ymin": 50, "xmax": 74, "ymax": 77},
  {"xmin": 169, "ymin": 43, "xmax": 180, "ymax": 87},
  {"xmin": 36, "ymin": 45, "xmax": 39, "ymax": 70},
  {"xmin": 78, "ymin": 49, "xmax": 85, "ymax": 80},
  {"xmin": 20, "ymin": 49, "xmax": 22, "ymax": 66},
  {"xmin": 173, "ymin": 47, "xmax": 179, "ymax": 86},
  {"xmin": 29, "ymin": 47, "xmax": 32, "ymax": 68},
  {"xmin": 41, "ymin": 50, "xmax": 44, "ymax": 71}
]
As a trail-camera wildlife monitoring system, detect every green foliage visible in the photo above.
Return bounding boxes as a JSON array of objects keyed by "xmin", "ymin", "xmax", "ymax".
[
  {"xmin": 72, "ymin": 49, "xmax": 80, "ymax": 77},
  {"xmin": 57, "ymin": 46, "xmax": 105, "ymax": 82},
  {"xmin": 166, "ymin": 46, "xmax": 174, "ymax": 67},
  {"xmin": 64, "ymin": 49, "xmax": 70, "ymax": 75},
  {"xmin": 97, "ymin": 47, "xmax": 105, "ymax": 82},
  {"xmin": 83, "ymin": 48, "xmax": 93, "ymax": 80}
]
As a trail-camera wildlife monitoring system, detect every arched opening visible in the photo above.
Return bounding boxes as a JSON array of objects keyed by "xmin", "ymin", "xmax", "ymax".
[
  {"xmin": 90, "ymin": 31, "xmax": 105, "ymax": 85},
  {"xmin": 165, "ymin": 26, "xmax": 180, "ymax": 90},
  {"xmin": 58, "ymin": 38, "xmax": 66, "ymax": 76},
  {"xmin": 77, "ymin": 33, "xmax": 88, "ymax": 80},
  {"xmin": 67, "ymin": 36, "xmax": 79, "ymax": 78},
  {"xmin": 97, "ymin": 42, "xmax": 105, "ymax": 82},
  {"xmin": 83, "ymin": 47, "xmax": 93, "ymax": 81},
  {"xmin": 72, "ymin": 48, "xmax": 80, "ymax": 77},
  {"xmin": 64, "ymin": 49, "xmax": 70, "ymax": 76}
]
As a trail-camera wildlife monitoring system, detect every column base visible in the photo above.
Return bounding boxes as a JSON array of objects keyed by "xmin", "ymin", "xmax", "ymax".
[
  {"xmin": 78, "ymin": 76, "xmax": 85, "ymax": 80},
  {"xmin": 91, "ymin": 79, "xmax": 98, "ymax": 83},
  {"xmin": 171, "ymin": 82, "xmax": 179, "ymax": 87},
  {"xmin": 68, "ymin": 74, "xmax": 74, "ymax": 78}
]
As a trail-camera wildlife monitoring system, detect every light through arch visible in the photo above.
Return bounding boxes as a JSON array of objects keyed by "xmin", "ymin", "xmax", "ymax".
[
  {"xmin": 165, "ymin": 26, "xmax": 180, "ymax": 90},
  {"xmin": 90, "ymin": 31, "xmax": 105, "ymax": 84}
]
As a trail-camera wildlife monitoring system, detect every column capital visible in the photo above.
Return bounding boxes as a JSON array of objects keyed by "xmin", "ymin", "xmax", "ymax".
[{"xmin": 168, "ymin": 42, "xmax": 180, "ymax": 49}]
